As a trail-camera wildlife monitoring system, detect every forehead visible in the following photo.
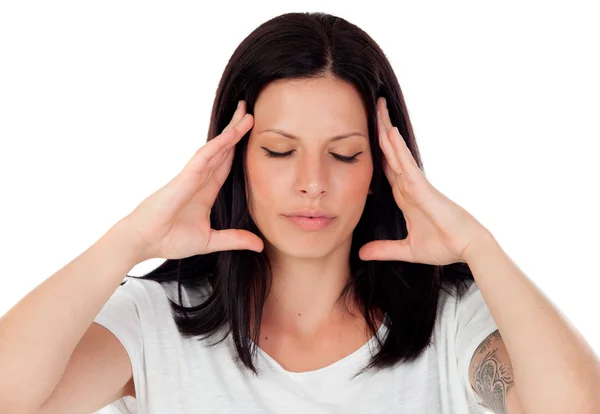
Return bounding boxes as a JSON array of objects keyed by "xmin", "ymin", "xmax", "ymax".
[{"xmin": 252, "ymin": 77, "xmax": 368, "ymax": 134}]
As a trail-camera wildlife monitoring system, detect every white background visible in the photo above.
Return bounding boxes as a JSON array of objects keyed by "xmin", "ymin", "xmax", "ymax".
[{"xmin": 1, "ymin": 2, "xmax": 598, "ymax": 412}]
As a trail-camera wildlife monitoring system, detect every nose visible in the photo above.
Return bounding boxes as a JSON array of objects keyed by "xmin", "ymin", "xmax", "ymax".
[{"xmin": 293, "ymin": 152, "xmax": 328, "ymax": 199}]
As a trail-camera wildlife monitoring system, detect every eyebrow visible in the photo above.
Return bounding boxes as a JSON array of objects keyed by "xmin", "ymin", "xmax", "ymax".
[{"xmin": 257, "ymin": 128, "xmax": 367, "ymax": 142}]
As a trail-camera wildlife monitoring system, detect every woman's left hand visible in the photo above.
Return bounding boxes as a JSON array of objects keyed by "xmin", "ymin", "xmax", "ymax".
[{"xmin": 358, "ymin": 97, "xmax": 491, "ymax": 266}]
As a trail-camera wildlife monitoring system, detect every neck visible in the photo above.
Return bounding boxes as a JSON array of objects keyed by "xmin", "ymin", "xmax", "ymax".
[{"xmin": 260, "ymin": 237, "xmax": 361, "ymax": 338}]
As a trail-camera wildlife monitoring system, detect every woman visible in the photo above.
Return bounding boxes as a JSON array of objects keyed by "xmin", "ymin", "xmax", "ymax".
[
  {"xmin": 97, "ymin": 11, "xmax": 498, "ymax": 413},
  {"xmin": 7, "ymin": 11, "xmax": 597, "ymax": 414}
]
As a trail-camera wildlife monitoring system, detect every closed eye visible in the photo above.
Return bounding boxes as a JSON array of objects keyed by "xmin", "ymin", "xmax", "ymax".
[{"xmin": 261, "ymin": 148, "xmax": 362, "ymax": 164}]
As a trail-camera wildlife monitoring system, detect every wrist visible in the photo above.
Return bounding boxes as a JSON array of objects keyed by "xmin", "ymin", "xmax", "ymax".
[
  {"xmin": 106, "ymin": 218, "xmax": 151, "ymax": 266},
  {"xmin": 462, "ymin": 228, "xmax": 498, "ymax": 264}
]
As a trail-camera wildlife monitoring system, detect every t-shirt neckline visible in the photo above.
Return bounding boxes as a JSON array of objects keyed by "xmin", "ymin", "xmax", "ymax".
[{"xmin": 252, "ymin": 320, "xmax": 388, "ymax": 377}]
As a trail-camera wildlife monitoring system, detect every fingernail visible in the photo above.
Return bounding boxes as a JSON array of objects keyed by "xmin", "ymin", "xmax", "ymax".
[{"xmin": 383, "ymin": 97, "xmax": 387, "ymax": 108}]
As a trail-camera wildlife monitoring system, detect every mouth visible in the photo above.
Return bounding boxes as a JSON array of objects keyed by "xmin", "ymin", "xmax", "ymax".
[
  {"xmin": 283, "ymin": 209, "xmax": 335, "ymax": 219},
  {"xmin": 283, "ymin": 215, "xmax": 335, "ymax": 231}
]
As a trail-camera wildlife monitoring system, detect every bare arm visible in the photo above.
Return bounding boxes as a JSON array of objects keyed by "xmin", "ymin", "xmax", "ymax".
[
  {"xmin": 0, "ymin": 101, "xmax": 257, "ymax": 414},
  {"xmin": 37, "ymin": 322, "xmax": 136, "ymax": 414},
  {"xmin": 0, "ymin": 219, "xmax": 145, "ymax": 414}
]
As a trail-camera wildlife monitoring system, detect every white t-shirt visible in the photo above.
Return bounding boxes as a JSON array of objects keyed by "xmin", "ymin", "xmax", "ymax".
[{"xmin": 93, "ymin": 275, "xmax": 497, "ymax": 413}]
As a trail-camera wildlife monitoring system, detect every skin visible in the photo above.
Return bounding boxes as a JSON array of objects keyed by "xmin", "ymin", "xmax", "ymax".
[{"xmin": 244, "ymin": 75, "xmax": 379, "ymax": 371}]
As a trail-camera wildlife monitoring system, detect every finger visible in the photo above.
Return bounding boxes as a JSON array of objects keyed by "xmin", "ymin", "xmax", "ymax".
[
  {"xmin": 211, "ymin": 145, "xmax": 235, "ymax": 185},
  {"xmin": 222, "ymin": 100, "xmax": 247, "ymax": 134},
  {"xmin": 183, "ymin": 144, "xmax": 234, "ymax": 212},
  {"xmin": 205, "ymin": 103, "xmax": 250, "ymax": 162},
  {"xmin": 377, "ymin": 109, "xmax": 403, "ymax": 176},
  {"xmin": 168, "ymin": 105, "xmax": 252, "ymax": 205},
  {"xmin": 186, "ymin": 100, "xmax": 248, "ymax": 170},
  {"xmin": 205, "ymin": 142, "xmax": 234, "ymax": 173},
  {"xmin": 189, "ymin": 112, "xmax": 254, "ymax": 174},
  {"xmin": 377, "ymin": 98, "xmax": 419, "ymax": 172},
  {"xmin": 204, "ymin": 113, "xmax": 253, "ymax": 171},
  {"xmin": 377, "ymin": 110, "xmax": 409, "ymax": 210},
  {"xmin": 358, "ymin": 239, "xmax": 413, "ymax": 262},
  {"xmin": 185, "ymin": 127, "xmax": 235, "ymax": 173},
  {"xmin": 207, "ymin": 107, "xmax": 255, "ymax": 183},
  {"xmin": 381, "ymin": 152, "xmax": 395, "ymax": 184},
  {"xmin": 205, "ymin": 228, "xmax": 264, "ymax": 254}
]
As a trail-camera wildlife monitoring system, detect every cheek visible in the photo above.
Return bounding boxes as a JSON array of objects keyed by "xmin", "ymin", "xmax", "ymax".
[
  {"xmin": 333, "ymin": 163, "xmax": 372, "ymax": 225},
  {"xmin": 246, "ymin": 154, "xmax": 285, "ymax": 211},
  {"xmin": 333, "ymin": 162, "xmax": 373, "ymax": 198}
]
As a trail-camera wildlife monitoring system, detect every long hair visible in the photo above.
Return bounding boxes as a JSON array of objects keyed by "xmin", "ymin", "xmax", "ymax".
[{"xmin": 126, "ymin": 11, "xmax": 475, "ymax": 375}]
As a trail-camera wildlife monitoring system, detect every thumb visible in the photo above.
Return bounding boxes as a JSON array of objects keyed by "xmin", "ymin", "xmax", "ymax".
[
  {"xmin": 358, "ymin": 239, "xmax": 413, "ymax": 262},
  {"xmin": 204, "ymin": 228, "xmax": 264, "ymax": 254}
]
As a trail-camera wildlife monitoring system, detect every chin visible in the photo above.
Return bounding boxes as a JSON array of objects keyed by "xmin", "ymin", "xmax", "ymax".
[
  {"xmin": 268, "ymin": 240, "xmax": 336, "ymax": 260},
  {"xmin": 263, "ymin": 223, "xmax": 352, "ymax": 260}
]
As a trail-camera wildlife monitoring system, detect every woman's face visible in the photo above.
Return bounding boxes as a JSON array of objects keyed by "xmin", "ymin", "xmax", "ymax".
[{"xmin": 245, "ymin": 77, "xmax": 373, "ymax": 259}]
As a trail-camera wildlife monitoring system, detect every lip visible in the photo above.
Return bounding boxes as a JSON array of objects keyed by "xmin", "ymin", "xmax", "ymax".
[
  {"xmin": 284, "ymin": 215, "xmax": 335, "ymax": 231},
  {"xmin": 284, "ymin": 209, "xmax": 335, "ymax": 219}
]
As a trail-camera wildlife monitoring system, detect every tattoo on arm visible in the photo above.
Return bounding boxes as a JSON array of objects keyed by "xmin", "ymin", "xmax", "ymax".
[{"xmin": 470, "ymin": 330, "xmax": 515, "ymax": 414}]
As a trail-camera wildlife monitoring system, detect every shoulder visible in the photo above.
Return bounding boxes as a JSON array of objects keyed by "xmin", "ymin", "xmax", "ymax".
[
  {"xmin": 434, "ymin": 279, "xmax": 478, "ymax": 322},
  {"xmin": 452, "ymin": 279, "xmax": 483, "ymax": 315},
  {"xmin": 452, "ymin": 278, "xmax": 497, "ymax": 341},
  {"xmin": 110, "ymin": 277, "xmax": 166, "ymax": 310},
  {"xmin": 116, "ymin": 276, "xmax": 213, "ymax": 307}
]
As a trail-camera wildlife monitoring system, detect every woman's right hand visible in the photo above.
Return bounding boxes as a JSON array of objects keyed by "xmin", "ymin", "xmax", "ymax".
[{"xmin": 122, "ymin": 100, "xmax": 263, "ymax": 261}]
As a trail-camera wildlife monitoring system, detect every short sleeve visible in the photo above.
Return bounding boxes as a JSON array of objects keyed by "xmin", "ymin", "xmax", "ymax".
[
  {"xmin": 454, "ymin": 280, "xmax": 498, "ymax": 407},
  {"xmin": 93, "ymin": 277, "xmax": 145, "ymax": 413}
]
